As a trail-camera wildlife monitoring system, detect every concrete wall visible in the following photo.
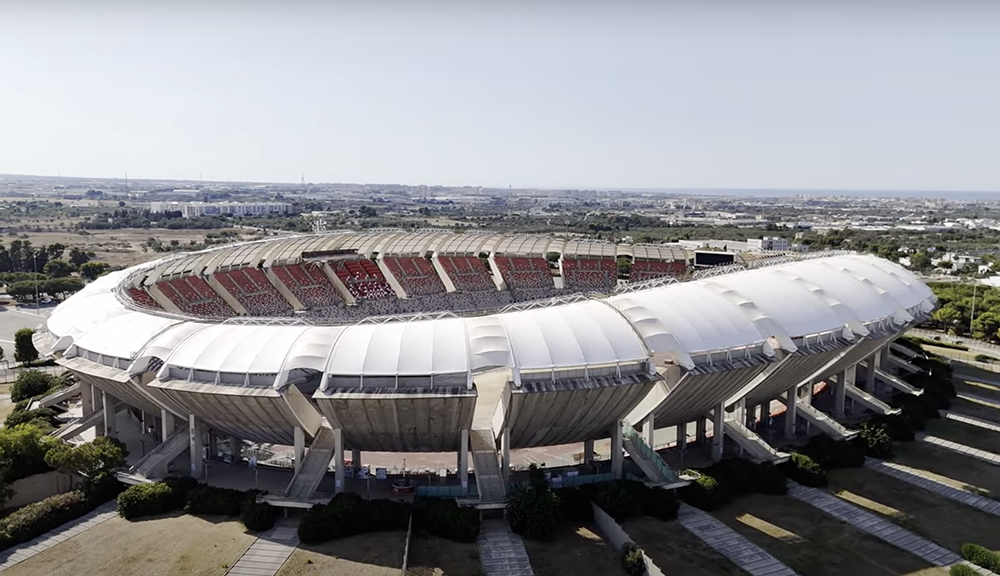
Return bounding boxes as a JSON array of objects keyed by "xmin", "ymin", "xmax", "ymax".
[
  {"xmin": 400, "ymin": 513, "xmax": 414, "ymax": 576},
  {"xmin": 590, "ymin": 503, "xmax": 665, "ymax": 576},
  {"xmin": 7, "ymin": 471, "xmax": 78, "ymax": 510}
]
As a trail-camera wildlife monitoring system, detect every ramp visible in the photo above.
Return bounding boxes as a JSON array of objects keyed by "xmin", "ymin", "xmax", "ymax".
[
  {"xmin": 887, "ymin": 355, "xmax": 922, "ymax": 374},
  {"xmin": 844, "ymin": 383, "xmax": 901, "ymax": 416},
  {"xmin": 890, "ymin": 342, "xmax": 922, "ymax": 360},
  {"xmin": 722, "ymin": 419, "xmax": 791, "ymax": 464},
  {"xmin": 470, "ymin": 428, "xmax": 506, "ymax": 505},
  {"xmin": 621, "ymin": 421, "xmax": 689, "ymax": 487},
  {"xmin": 30, "ymin": 383, "xmax": 80, "ymax": 411},
  {"xmin": 874, "ymin": 368, "xmax": 924, "ymax": 396},
  {"xmin": 129, "ymin": 428, "xmax": 189, "ymax": 479},
  {"xmin": 787, "ymin": 394, "xmax": 858, "ymax": 440},
  {"xmin": 284, "ymin": 426, "xmax": 337, "ymax": 500},
  {"xmin": 52, "ymin": 408, "xmax": 104, "ymax": 440}
]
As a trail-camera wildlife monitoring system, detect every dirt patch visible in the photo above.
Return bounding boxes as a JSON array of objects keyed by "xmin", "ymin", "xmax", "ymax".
[
  {"xmin": 893, "ymin": 441, "xmax": 1000, "ymax": 498},
  {"xmin": 405, "ymin": 534, "xmax": 481, "ymax": 576},
  {"xmin": 523, "ymin": 522, "xmax": 622, "ymax": 576},
  {"xmin": 277, "ymin": 531, "xmax": 406, "ymax": 576},
  {"xmin": 3, "ymin": 513, "xmax": 255, "ymax": 576},
  {"xmin": 710, "ymin": 493, "xmax": 943, "ymax": 576},
  {"xmin": 622, "ymin": 516, "xmax": 743, "ymax": 576}
]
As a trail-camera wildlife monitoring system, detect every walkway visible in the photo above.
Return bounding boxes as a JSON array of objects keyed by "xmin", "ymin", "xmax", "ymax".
[
  {"xmin": 942, "ymin": 410, "xmax": 1000, "ymax": 433},
  {"xmin": 787, "ymin": 483, "xmax": 960, "ymax": 567},
  {"xmin": 917, "ymin": 433, "xmax": 1000, "ymax": 466},
  {"xmin": 0, "ymin": 502, "xmax": 117, "ymax": 571},
  {"xmin": 676, "ymin": 503, "xmax": 799, "ymax": 576},
  {"xmin": 865, "ymin": 458, "xmax": 1000, "ymax": 516},
  {"xmin": 477, "ymin": 519, "xmax": 534, "ymax": 576},
  {"xmin": 225, "ymin": 521, "xmax": 299, "ymax": 576}
]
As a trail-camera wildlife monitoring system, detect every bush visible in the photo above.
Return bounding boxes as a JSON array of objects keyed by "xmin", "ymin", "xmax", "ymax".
[
  {"xmin": 4, "ymin": 407, "xmax": 60, "ymax": 431},
  {"xmin": 702, "ymin": 458, "xmax": 788, "ymax": 497},
  {"xmin": 869, "ymin": 414, "xmax": 917, "ymax": 442},
  {"xmin": 10, "ymin": 370, "xmax": 60, "ymax": 402},
  {"xmin": 950, "ymin": 564, "xmax": 980, "ymax": 576},
  {"xmin": 298, "ymin": 493, "xmax": 410, "ymax": 544},
  {"xmin": 185, "ymin": 485, "xmax": 245, "ymax": 517},
  {"xmin": 0, "ymin": 423, "xmax": 58, "ymax": 482},
  {"xmin": 413, "ymin": 498, "xmax": 480, "ymax": 543},
  {"xmin": 679, "ymin": 474, "xmax": 731, "ymax": 511},
  {"xmin": 857, "ymin": 422, "xmax": 894, "ymax": 459},
  {"xmin": 591, "ymin": 480, "xmax": 646, "ymax": 520},
  {"xmin": 780, "ymin": 453, "xmax": 827, "ymax": 487},
  {"xmin": 800, "ymin": 435, "xmax": 865, "ymax": 470},
  {"xmin": 619, "ymin": 542, "xmax": 646, "ymax": 576},
  {"xmin": 554, "ymin": 486, "xmax": 594, "ymax": 522},
  {"xmin": 240, "ymin": 496, "xmax": 277, "ymax": 532},
  {"xmin": 0, "ymin": 490, "xmax": 93, "ymax": 550},
  {"xmin": 117, "ymin": 482, "xmax": 183, "ymax": 519},
  {"xmin": 961, "ymin": 543, "xmax": 1000, "ymax": 572},
  {"xmin": 508, "ymin": 467, "xmax": 560, "ymax": 541}
]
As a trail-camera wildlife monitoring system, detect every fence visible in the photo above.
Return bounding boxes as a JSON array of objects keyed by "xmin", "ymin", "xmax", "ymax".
[
  {"xmin": 0, "ymin": 365, "xmax": 63, "ymax": 384},
  {"xmin": 415, "ymin": 484, "xmax": 478, "ymax": 498},
  {"xmin": 908, "ymin": 328, "xmax": 1000, "ymax": 355},
  {"xmin": 591, "ymin": 503, "xmax": 666, "ymax": 576}
]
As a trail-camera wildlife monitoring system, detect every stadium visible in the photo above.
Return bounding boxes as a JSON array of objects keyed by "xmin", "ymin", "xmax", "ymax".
[{"xmin": 32, "ymin": 231, "xmax": 936, "ymax": 506}]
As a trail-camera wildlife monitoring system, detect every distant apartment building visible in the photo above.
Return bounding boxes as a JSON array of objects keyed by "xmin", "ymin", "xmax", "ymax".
[
  {"xmin": 747, "ymin": 236, "xmax": 790, "ymax": 252},
  {"xmin": 149, "ymin": 201, "xmax": 291, "ymax": 218}
]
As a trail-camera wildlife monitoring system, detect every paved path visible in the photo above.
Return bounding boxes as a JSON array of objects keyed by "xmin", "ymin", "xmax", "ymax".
[
  {"xmin": 477, "ymin": 519, "xmax": 534, "ymax": 576},
  {"xmin": 918, "ymin": 433, "xmax": 1000, "ymax": 466},
  {"xmin": 226, "ymin": 521, "xmax": 299, "ymax": 576},
  {"xmin": 788, "ymin": 483, "xmax": 960, "ymax": 567},
  {"xmin": 957, "ymin": 393, "xmax": 1000, "ymax": 410},
  {"xmin": 942, "ymin": 410, "xmax": 1000, "ymax": 433},
  {"xmin": 0, "ymin": 501, "xmax": 117, "ymax": 571},
  {"xmin": 676, "ymin": 503, "xmax": 799, "ymax": 576},
  {"xmin": 865, "ymin": 458, "xmax": 1000, "ymax": 515}
]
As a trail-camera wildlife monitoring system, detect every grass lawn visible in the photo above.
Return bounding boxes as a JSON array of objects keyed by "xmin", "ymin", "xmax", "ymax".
[
  {"xmin": 405, "ymin": 534, "xmax": 481, "ymax": 576},
  {"xmin": 828, "ymin": 467, "xmax": 1000, "ymax": 552},
  {"xmin": 4, "ymin": 513, "xmax": 255, "ymax": 576},
  {"xmin": 277, "ymin": 531, "xmax": 406, "ymax": 576},
  {"xmin": 0, "ymin": 394, "xmax": 14, "ymax": 424},
  {"xmin": 924, "ymin": 417, "xmax": 1000, "ymax": 454},
  {"xmin": 523, "ymin": 522, "xmax": 623, "ymax": 576},
  {"xmin": 622, "ymin": 516, "xmax": 744, "ymax": 576},
  {"xmin": 893, "ymin": 442, "xmax": 1000, "ymax": 498},
  {"xmin": 710, "ymin": 493, "xmax": 945, "ymax": 576}
]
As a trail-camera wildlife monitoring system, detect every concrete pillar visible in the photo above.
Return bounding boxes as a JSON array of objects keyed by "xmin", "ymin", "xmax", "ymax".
[
  {"xmin": 784, "ymin": 386, "xmax": 798, "ymax": 439},
  {"xmin": 161, "ymin": 409, "xmax": 175, "ymax": 443},
  {"xmin": 642, "ymin": 413, "xmax": 655, "ymax": 448},
  {"xmin": 834, "ymin": 369, "xmax": 847, "ymax": 419},
  {"xmin": 333, "ymin": 428, "xmax": 344, "ymax": 494},
  {"xmin": 865, "ymin": 356, "xmax": 877, "ymax": 391},
  {"xmin": 712, "ymin": 404, "xmax": 725, "ymax": 463},
  {"xmin": 188, "ymin": 414, "xmax": 203, "ymax": 479},
  {"xmin": 102, "ymin": 391, "xmax": 117, "ymax": 439},
  {"xmin": 501, "ymin": 427, "xmax": 511, "ymax": 484},
  {"xmin": 676, "ymin": 423, "xmax": 687, "ymax": 451},
  {"xmin": 611, "ymin": 420, "xmax": 623, "ymax": 479},
  {"xmin": 696, "ymin": 418, "xmax": 707, "ymax": 445},
  {"xmin": 142, "ymin": 411, "xmax": 157, "ymax": 438},
  {"xmin": 583, "ymin": 439, "xmax": 595, "ymax": 464},
  {"xmin": 351, "ymin": 449, "xmax": 361, "ymax": 470},
  {"xmin": 209, "ymin": 430, "xmax": 219, "ymax": 461},
  {"xmin": 459, "ymin": 429, "xmax": 469, "ymax": 490},
  {"xmin": 230, "ymin": 436, "xmax": 243, "ymax": 462},
  {"xmin": 80, "ymin": 381, "xmax": 94, "ymax": 414},
  {"xmin": 803, "ymin": 380, "xmax": 813, "ymax": 434},
  {"xmin": 293, "ymin": 426, "xmax": 305, "ymax": 472}
]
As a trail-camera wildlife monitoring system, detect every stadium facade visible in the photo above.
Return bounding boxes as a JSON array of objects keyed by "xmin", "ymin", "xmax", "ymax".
[{"xmin": 33, "ymin": 231, "xmax": 936, "ymax": 505}]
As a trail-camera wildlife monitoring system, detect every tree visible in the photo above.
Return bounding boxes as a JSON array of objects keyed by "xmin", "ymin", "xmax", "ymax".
[
  {"xmin": 0, "ymin": 424, "xmax": 59, "ymax": 482},
  {"xmin": 43, "ymin": 259, "xmax": 74, "ymax": 278},
  {"xmin": 909, "ymin": 252, "xmax": 932, "ymax": 271},
  {"xmin": 68, "ymin": 247, "xmax": 91, "ymax": 268},
  {"xmin": 45, "ymin": 436, "xmax": 127, "ymax": 487},
  {"xmin": 78, "ymin": 262, "xmax": 111, "ymax": 280},
  {"xmin": 10, "ymin": 369, "xmax": 60, "ymax": 401},
  {"xmin": 13, "ymin": 328, "xmax": 38, "ymax": 365}
]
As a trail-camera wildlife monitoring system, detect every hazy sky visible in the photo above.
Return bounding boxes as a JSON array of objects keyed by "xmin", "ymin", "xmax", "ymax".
[{"xmin": 1, "ymin": 1, "xmax": 998, "ymax": 191}]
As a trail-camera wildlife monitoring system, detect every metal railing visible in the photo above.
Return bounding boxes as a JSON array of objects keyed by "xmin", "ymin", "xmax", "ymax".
[{"xmin": 621, "ymin": 421, "xmax": 679, "ymax": 483}]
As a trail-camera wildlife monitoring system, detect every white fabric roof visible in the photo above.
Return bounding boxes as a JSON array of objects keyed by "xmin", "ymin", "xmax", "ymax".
[{"xmin": 323, "ymin": 318, "xmax": 469, "ymax": 376}]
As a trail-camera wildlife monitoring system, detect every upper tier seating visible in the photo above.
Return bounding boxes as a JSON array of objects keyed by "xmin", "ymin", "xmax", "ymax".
[
  {"xmin": 332, "ymin": 259, "xmax": 395, "ymax": 300},
  {"xmin": 213, "ymin": 268, "xmax": 292, "ymax": 316},
  {"xmin": 157, "ymin": 276, "xmax": 235, "ymax": 317},
  {"xmin": 382, "ymin": 256, "xmax": 446, "ymax": 297},
  {"xmin": 493, "ymin": 256, "xmax": 554, "ymax": 290},
  {"xmin": 561, "ymin": 257, "xmax": 618, "ymax": 291},
  {"xmin": 630, "ymin": 260, "xmax": 687, "ymax": 282},
  {"xmin": 127, "ymin": 287, "xmax": 161, "ymax": 310},
  {"xmin": 437, "ymin": 256, "xmax": 497, "ymax": 292},
  {"xmin": 272, "ymin": 263, "xmax": 344, "ymax": 308}
]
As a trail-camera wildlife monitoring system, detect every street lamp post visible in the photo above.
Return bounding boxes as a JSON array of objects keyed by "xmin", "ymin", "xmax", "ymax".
[{"xmin": 32, "ymin": 253, "xmax": 39, "ymax": 315}]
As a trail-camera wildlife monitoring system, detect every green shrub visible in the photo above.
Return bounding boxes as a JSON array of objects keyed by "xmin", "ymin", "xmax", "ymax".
[
  {"xmin": 702, "ymin": 458, "xmax": 788, "ymax": 496},
  {"xmin": 185, "ymin": 485, "xmax": 245, "ymax": 517},
  {"xmin": 950, "ymin": 564, "xmax": 979, "ymax": 576},
  {"xmin": 4, "ymin": 408, "xmax": 60, "ymax": 431},
  {"xmin": 679, "ymin": 474, "xmax": 731, "ymax": 511},
  {"xmin": 508, "ymin": 467, "xmax": 560, "ymax": 541},
  {"xmin": 619, "ymin": 542, "xmax": 646, "ymax": 575},
  {"xmin": 869, "ymin": 414, "xmax": 917, "ymax": 442},
  {"xmin": 974, "ymin": 354, "xmax": 997, "ymax": 363},
  {"xmin": 642, "ymin": 484, "xmax": 681, "ymax": 521},
  {"xmin": 0, "ymin": 423, "xmax": 58, "ymax": 482},
  {"xmin": 780, "ymin": 453, "xmax": 827, "ymax": 487},
  {"xmin": 591, "ymin": 480, "xmax": 646, "ymax": 520},
  {"xmin": 240, "ymin": 496, "xmax": 277, "ymax": 532},
  {"xmin": 800, "ymin": 435, "xmax": 865, "ymax": 470},
  {"xmin": 0, "ymin": 490, "xmax": 93, "ymax": 550},
  {"xmin": 961, "ymin": 543, "xmax": 1000, "ymax": 572},
  {"xmin": 412, "ymin": 497, "xmax": 480, "ymax": 543},
  {"xmin": 10, "ymin": 370, "xmax": 60, "ymax": 402},
  {"xmin": 857, "ymin": 422, "xmax": 894, "ymax": 459},
  {"xmin": 117, "ymin": 482, "xmax": 183, "ymax": 520},
  {"xmin": 553, "ymin": 486, "xmax": 595, "ymax": 522}
]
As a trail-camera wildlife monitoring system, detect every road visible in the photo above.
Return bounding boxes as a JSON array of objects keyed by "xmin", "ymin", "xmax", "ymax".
[{"xmin": 0, "ymin": 304, "xmax": 52, "ymax": 363}]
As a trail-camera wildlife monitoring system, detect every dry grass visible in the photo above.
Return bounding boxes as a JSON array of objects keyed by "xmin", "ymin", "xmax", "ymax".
[
  {"xmin": 404, "ymin": 534, "xmax": 481, "ymax": 576},
  {"xmin": 3, "ymin": 513, "xmax": 255, "ymax": 576},
  {"xmin": 0, "ymin": 395, "xmax": 14, "ymax": 424},
  {"xmin": 622, "ymin": 516, "xmax": 744, "ymax": 576},
  {"xmin": 925, "ymin": 417, "xmax": 1000, "ymax": 454},
  {"xmin": 277, "ymin": 531, "xmax": 406, "ymax": 576},
  {"xmin": 522, "ymin": 522, "xmax": 623, "ymax": 576},
  {"xmin": 893, "ymin": 442, "xmax": 1000, "ymax": 498},
  {"xmin": 710, "ymin": 493, "xmax": 944, "ymax": 576}
]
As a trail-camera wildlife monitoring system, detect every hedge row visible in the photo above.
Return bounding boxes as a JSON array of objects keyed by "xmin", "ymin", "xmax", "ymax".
[
  {"xmin": 901, "ymin": 335, "xmax": 968, "ymax": 351},
  {"xmin": 680, "ymin": 459, "xmax": 788, "ymax": 511},
  {"xmin": 550, "ymin": 479, "xmax": 680, "ymax": 523},
  {"xmin": 299, "ymin": 493, "xmax": 411, "ymax": 544},
  {"xmin": 950, "ymin": 564, "xmax": 979, "ymax": 576},
  {"xmin": 116, "ymin": 478, "xmax": 276, "ymax": 532},
  {"xmin": 961, "ymin": 543, "xmax": 1000, "ymax": 572}
]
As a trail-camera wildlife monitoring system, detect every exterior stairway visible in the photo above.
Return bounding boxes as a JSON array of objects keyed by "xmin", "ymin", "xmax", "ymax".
[
  {"xmin": 129, "ymin": 428, "xmax": 189, "ymax": 479},
  {"xmin": 792, "ymin": 397, "xmax": 859, "ymax": 440},
  {"xmin": 621, "ymin": 421, "xmax": 690, "ymax": 488},
  {"xmin": 284, "ymin": 426, "xmax": 337, "ymax": 500},
  {"xmin": 888, "ymin": 354, "xmax": 922, "ymax": 373},
  {"xmin": 476, "ymin": 519, "xmax": 534, "ymax": 576},
  {"xmin": 30, "ymin": 382, "xmax": 81, "ymax": 411},
  {"xmin": 470, "ymin": 428, "xmax": 506, "ymax": 505},
  {"xmin": 890, "ymin": 342, "xmax": 922, "ymax": 360},
  {"xmin": 723, "ymin": 419, "xmax": 791, "ymax": 464},
  {"xmin": 52, "ymin": 408, "xmax": 105, "ymax": 440},
  {"xmin": 874, "ymin": 367, "xmax": 924, "ymax": 396},
  {"xmin": 845, "ymin": 383, "xmax": 902, "ymax": 416}
]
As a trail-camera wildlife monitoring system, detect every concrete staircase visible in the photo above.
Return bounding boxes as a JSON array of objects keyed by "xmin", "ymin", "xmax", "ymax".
[
  {"xmin": 723, "ymin": 419, "xmax": 790, "ymax": 464},
  {"xmin": 130, "ymin": 428, "xmax": 189, "ymax": 479},
  {"xmin": 284, "ymin": 426, "xmax": 336, "ymax": 500},
  {"xmin": 470, "ymin": 429, "xmax": 507, "ymax": 504},
  {"xmin": 621, "ymin": 421, "xmax": 689, "ymax": 487},
  {"xmin": 29, "ymin": 382, "xmax": 80, "ymax": 411},
  {"xmin": 477, "ymin": 519, "xmax": 534, "ymax": 576},
  {"xmin": 52, "ymin": 408, "xmax": 105, "ymax": 440},
  {"xmin": 874, "ymin": 367, "xmax": 924, "ymax": 395},
  {"xmin": 887, "ymin": 354, "xmax": 922, "ymax": 374},
  {"xmin": 792, "ymin": 397, "xmax": 858, "ymax": 440},
  {"xmin": 890, "ymin": 342, "xmax": 922, "ymax": 360},
  {"xmin": 844, "ymin": 383, "xmax": 901, "ymax": 415}
]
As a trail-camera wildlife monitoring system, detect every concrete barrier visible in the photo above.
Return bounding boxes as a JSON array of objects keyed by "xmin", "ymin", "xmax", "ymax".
[
  {"xmin": 5, "ymin": 471, "xmax": 78, "ymax": 510},
  {"xmin": 590, "ymin": 503, "xmax": 666, "ymax": 576},
  {"xmin": 400, "ymin": 512, "xmax": 414, "ymax": 576}
]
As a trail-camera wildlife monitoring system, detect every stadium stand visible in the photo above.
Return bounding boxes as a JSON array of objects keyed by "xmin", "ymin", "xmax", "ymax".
[
  {"xmin": 630, "ymin": 260, "xmax": 687, "ymax": 282},
  {"xmin": 332, "ymin": 259, "xmax": 395, "ymax": 300},
  {"xmin": 493, "ymin": 256, "xmax": 554, "ymax": 290},
  {"xmin": 437, "ymin": 256, "xmax": 497, "ymax": 292},
  {"xmin": 126, "ymin": 287, "xmax": 162, "ymax": 310},
  {"xmin": 213, "ymin": 268, "xmax": 292, "ymax": 316},
  {"xmin": 561, "ymin": 257, "xmax": 618, "ymax": 291},
  {"xmin": 157, "ymin": 276, "xmax": 235, "ymax": 317},
  {"xmin": 272, "ymin": 263, "xmax": 343, "ymax": 309},
  {"xmin": 382, "ymin": 256, "xmax": 446, "ymax": 296}
]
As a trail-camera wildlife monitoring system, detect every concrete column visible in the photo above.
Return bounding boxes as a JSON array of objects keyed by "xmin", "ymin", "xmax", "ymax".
[
  {"xmin": 142, "ymin": 411, "xmax": 157, "ymax": 438},
  {"xmin": 293, "ymin": 426, "xmax": 305, "ymax": 472},
  {"xmin": 696, "ymin": 418, "xmax": 707, "ymax": 445},
  {"xmin": 879, "ymin": 345, "xmax": 890, "ymax": 371},
  {"xmin": 642, "ymin": 413, "xmax": 655, "ymax": 448},
  {"xmin": 102, "ymin": 391, "xmax": 117, "ymax": 439},
  {"xmin": 712, "ymin": 404, "xmax": 725, "ymax": 462},
  {"xmin": 351, "ymin": 449, "xmax": 361, "ymax": 469},
  {"xmin": 459, "ymin": 429, "xmax": 469, "ymax": 490},
  {"xmin": 865, "ymin": 356, "xmax": 877, "ymax": 391},
  {"xmin": 784, "ymin": 386, "xmax": 798, "ymax": 439},
  {"xmin": 160, "ymin": 409, "xmax": 175, "ymax": 443},
  {"xmin": 188, "ymin": 414, "xmax": 203, "ymax": 479},
  {"xmin": 230, "ymin": 436, "xmax": 243, "ymax": 462},
  {"xmin": 611, "ymin": 420, "xmax": 624, "ymax": 479},
  {"xmin": 676, "ymin": 423, "xmax": 687, "ymax": 451},
  {"xmin": 834, "ymin": 369, "xmax": 847, "ymax": 419},
  {"xmin": 209, "ymin": 430, "xmax": 219, "ymax": 461},
  {"xmin": 80, "ymin": 381, "xmax": 94, "ymax": 414},
  {"xmin": 333, "ymin": 428, "xmax": 344, "ymax": 494},
  {"xmin": 583, "ymin": 439, "xmax": 595, "ymax": 465},
  {"xmin": 501, "ymin": 427, "xmax": 511, "ymax": 484}
]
